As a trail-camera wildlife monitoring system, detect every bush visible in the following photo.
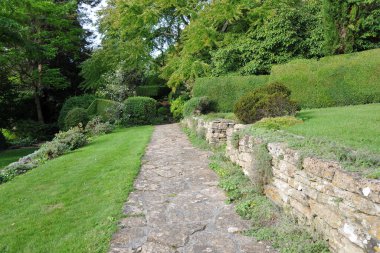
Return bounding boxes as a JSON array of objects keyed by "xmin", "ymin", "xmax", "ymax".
[
  {"xmin": 193, "ymin": 75, "xmax": 269, "ymax": 112},
  {"xmin": 87, "ymin": 99, "xmax": 124, "ymax": 123},
  {"xmin": 183, "ymin": 97, "xmax": 213, "ymax": 117},
  {"xmin": 234, "ymin": 83, "xmax": 299, "ymax": 124},
  {"xmin": 13, "ymin": 120, "xmax": 58, "ymax": 142},
  {"xmin": 58, "ymin": 95, "xmax": 96, "ymax": 129},
  {"xmin": 64, "ymin": 108, "xmax": 89, "ymax": 130},
  {"xmin": 170, "ymin": 96, "xmax": 188, "ymax": 121},
  {"xmin": 136, "ymin": 85, "xmax": 171, "ymax": 98},
  {"xmin": 40, "ymin": 126, "xmax": 87, "ymax": 159},
  {"xmin": 0, "ymin": 131, "xmax": 7, "ymax": 150},
  {"xmin": 85, "ymin": 117, "xmax": 114, "ymax": 136},
  {"xmin": 123, "ymin": 96, "xmax": 157, "ymax": 125},
  {"xmin": 269, "ymin": 48, "xmax": 380, "ymax": 108}
]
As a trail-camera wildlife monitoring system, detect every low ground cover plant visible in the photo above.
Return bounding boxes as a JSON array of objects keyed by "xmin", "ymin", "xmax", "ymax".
[{"xmin": 234, "ymin": 83, "xmax": 299, "ymax": 123}]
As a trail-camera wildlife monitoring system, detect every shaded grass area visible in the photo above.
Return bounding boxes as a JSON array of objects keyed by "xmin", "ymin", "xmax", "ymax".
[
  {"xmin": 0, "ymin": 148, "xmax": 37, "ymax": 169},
  {"xmin": 0, "ymin": 126, "xmax": 153, "ymax": 253},
  {"xmin": 287, "ymin": 104, "xmax": 380, "ymax": 153},
  {"xmin": 183, "ymin": 126, "xmax": 329, "ymax": 253}
]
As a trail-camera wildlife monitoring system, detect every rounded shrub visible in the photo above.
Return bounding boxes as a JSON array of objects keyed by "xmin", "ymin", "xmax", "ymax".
[
  {"xmin": 234, "ymin": 83, "xmax": 299, "ymax": 124},
  {"xmin": 64, "ymin": 108, "xmax": 89, "ymax": 130},
  {"xmin": 123, "ymin": 96, "xmax": 157, "ymax": 125},
  {"xmin": 58, "ymin": 95, "xmax": 96, "ymax": 129},
  {"xmin": 0, "ymin": 131, "xmax": 7, "ymax": 150},
  {"xmin": 183, "ymin": 97, "xmax": 212, "ymax": 117}
]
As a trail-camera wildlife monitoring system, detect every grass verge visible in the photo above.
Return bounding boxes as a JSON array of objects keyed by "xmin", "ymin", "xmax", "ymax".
[
  {"xmin": 0, "ymin": 148, "xmax": 37, "ymax": 169},
  {"xmin": 182, "ymin": 126, "xmax": 330, "ymax": 253},
  {"xmin": 0, "ymin": 126, "xmax": 153, "ymax": 253},
  {"xmin": 288, "ymin": 104, "xmax": 380, "ymax": 153}
]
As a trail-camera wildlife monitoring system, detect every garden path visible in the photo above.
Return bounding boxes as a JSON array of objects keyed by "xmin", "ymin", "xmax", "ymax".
[{"xmin": 109, "ymin": 124, "xmax": 276, "ymax": 253}]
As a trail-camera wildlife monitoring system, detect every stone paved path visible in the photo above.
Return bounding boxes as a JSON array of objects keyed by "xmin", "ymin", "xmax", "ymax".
[{"xmin": 109, "ymin": 124, "xmax": 276, "ymax": 253}]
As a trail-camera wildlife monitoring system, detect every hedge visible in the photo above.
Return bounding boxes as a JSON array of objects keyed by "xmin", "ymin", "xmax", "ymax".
[
  {"xmin": 269, "ymin": 48, "xmax": 380, "ymax": 108},
  {"xmin": 87, "ymin": 99, "xmax": 123, "ymax": 122},
  {"xmin": 58, "ymin": 95, "xmax": 96, "ymax": 129},
  {"xmin": 123, "ymin": 96, "xmax": 157, "ymax": 125},
  {"xmin": 193, "ymin": 75, "xmax": 269, "ymax": 112},
  {"xmin": 136, "ymin": 85, "xmax": 171, "ymax": 98}
]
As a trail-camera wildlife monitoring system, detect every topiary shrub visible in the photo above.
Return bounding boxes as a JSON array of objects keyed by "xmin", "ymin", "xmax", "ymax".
[
  {"xmin": 64, "ymin": 108, "xmax": 89, "ymax": 130},
  {"xmin": 183, "ymin": 97, "xmax": 213, "ymax": 117},
  {"xmin": 123, "ymin": 96, "xmax": 157, "ymax": 125},
  {"xmin": 0, "ymin": 131, "xmax": 7, "ymax": 150},
  {"xmin": 13, "ymin": 120, "xmax": 58, "ymax": 142},
  {"xmin": 234, "ymin": 83, "xmax": 299, "ymax": 124},
  {"xmin": 58, "ymin": 95, "xmax": 96, "ymax": 129}
]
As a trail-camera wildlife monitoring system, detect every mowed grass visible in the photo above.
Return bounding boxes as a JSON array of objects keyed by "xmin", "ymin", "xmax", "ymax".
[
  {"xmin": 287, "ymin": 104, "xmax": 380, "ymax": 153},
  {"xmin": 0, "ymin": 148, "xmax": 37, "ymax": 168},
  {"xmin": 0, "ymin": 126, "xmax": 153, "ymax": 253}
]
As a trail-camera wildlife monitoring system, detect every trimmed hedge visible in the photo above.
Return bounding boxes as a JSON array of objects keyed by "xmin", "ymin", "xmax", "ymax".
[
  {"xmin": 269, "ymin": 48, "xmax": 380, "ymax": 108},
  {"xmin": 123, "ymin": 96, "xmax": 157, "ymax": 125},
  {"xmin": 136, "ymin": 85, "xmax": 171, "ymax": 98},
  {"xmin": 58, "ymin": 95, "xmax": 96, "ymax": 129},
  {"xmin": 87, "ymin": 99, "xmax": 123, "ymax": 122},
  {"xmin": 64, "ymin": 108, "xmax": 89, "ymax": 129},
  {"xmin": 193, "ymin": 75, "xmax": 269, "ymax": 112}
]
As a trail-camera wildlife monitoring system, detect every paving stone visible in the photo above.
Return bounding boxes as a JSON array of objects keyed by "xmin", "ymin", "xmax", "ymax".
[{"xmin": 108, "ymin": 124, "xmax": 276, "ymax": 253}]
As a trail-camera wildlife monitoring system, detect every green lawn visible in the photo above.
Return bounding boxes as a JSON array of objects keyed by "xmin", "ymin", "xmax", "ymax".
[
  {"xmin": 287, "ymin": 104, "xmax": 380, "ymax": 153},
  {"xmin": 0, "ymin": 126, "xmax": 153, "ymax": 253},
  {"xmin": 0, "ymin": 148, "xmax": 37, "ymax": 169}
]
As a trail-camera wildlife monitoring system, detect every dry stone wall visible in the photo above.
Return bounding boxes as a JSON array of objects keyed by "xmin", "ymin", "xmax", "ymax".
[{"xmin": 183, "ymin": 117, "xmax": 380, "ymax": 253}]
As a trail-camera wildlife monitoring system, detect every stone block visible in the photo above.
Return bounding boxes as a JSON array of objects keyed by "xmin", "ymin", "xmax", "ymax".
[
  {"xmin": 267, "ymin": 142, "xmax": 287, "ymax": 158},
  {"xmin": 303, "ymin": 157, "xmax": 338, "ymax": 181},
  {"xmin": 264, "ymin": 185, "xmax": 286, "ymax": 207},
  {"xmin": 309, "ymin": 200, "xmax": 343, "ymax": 229}
]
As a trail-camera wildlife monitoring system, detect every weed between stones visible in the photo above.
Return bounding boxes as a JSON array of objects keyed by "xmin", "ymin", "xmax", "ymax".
[{"xmin": 183, "ymin": 126, "xmax": 330, "ymax": 253}]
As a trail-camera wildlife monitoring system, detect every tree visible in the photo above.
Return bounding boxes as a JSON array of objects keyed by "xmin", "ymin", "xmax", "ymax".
[{"xmin": 0, "ymin": 0, "xmax": 86, "ymax": 123}]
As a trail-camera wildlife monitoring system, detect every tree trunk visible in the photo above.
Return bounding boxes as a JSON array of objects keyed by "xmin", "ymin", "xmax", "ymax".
[{"xmin": 35, "ymin": 64, "xmax": 44, "ymax": 123}]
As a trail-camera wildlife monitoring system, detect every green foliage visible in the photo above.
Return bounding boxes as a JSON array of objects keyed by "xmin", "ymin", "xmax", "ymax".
[
  {"xmin": 58, "ymin": 95, "xmax": 96, "ymax": 129},
  {"xmin": 87, "ymin": 99, "xmax": 124, "ymax": 123},
  {"xmin": 64, "ymin": 108, "xmax": 89, "ymax": 130},
  {"xmin": 170, "ymin": 96, "xmax": 188, "ymax": 121},
  {"xmin": 270, "ymin": 49, "xmax": 380, "ymax": 108},
  {"xmin": 123, "ymin": 97, "xmax": 157, "ymax": 125},
  {"xmin": 254, "ymin": 117, "xmax": 304, "ymax": 130},
  {"xmin": 193, "ymin": 75, "xmax": 269, "ymax": 112},
  {"xmin": 13, "ymin": 120, "xmax": 58, "ymax": 142},
  {"xmin": 85, "ymin": 117, "xmax": 114, "ymax": 137},
  {"xmin": 136, "ymin": 85, "xmax": 171, "ymax": 99},
  {"xmin": 40, "ymin": 126, "xmax": 87, "ymax": 160},
  {"xmin": 183, "ymin": 97, "xmax": 213, "ymax": 117},
  {"xmin": 0, "ymin": 132, "xmax": 7, "ymax": 150},
  {"xmin": 234, "ymin": 83, "xmax": 299, "ymax": 124},
  {"xmin": 322, "ymin": 0, "xmax": 380, "ymax": 55}
]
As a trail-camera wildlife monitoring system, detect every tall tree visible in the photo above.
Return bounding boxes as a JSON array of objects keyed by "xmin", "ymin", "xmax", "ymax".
[{"xmin": 0, "ymin": 0, "xmax": 86, "ymax": 123}]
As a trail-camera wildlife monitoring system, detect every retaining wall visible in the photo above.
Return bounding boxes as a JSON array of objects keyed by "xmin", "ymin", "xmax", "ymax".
[{"xmin": 182, "ymin": 117, "xmax": 380, "ymax": 253}]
